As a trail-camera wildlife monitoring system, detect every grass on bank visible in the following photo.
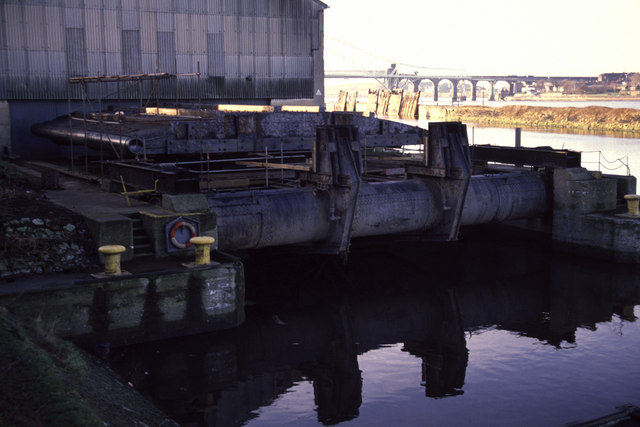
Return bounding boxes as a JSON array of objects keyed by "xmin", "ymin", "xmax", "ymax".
[
  {"xmin": 430, "ymin": 105, "xmax": 640, "ymax": 133},
  {"xmin": 0, "ymin": 309, "xmax": 101, "ymax": 426}
]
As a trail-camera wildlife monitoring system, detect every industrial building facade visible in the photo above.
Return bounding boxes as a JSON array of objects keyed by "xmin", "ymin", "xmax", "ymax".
[{"xmin": 0, "ymin": 0, "xmax": 327, "ymax": 157}]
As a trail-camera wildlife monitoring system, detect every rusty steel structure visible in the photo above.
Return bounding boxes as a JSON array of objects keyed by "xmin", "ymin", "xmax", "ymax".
[{"xmin": 33, "ymin": 106, "xmax": 554, "ymax": 255}]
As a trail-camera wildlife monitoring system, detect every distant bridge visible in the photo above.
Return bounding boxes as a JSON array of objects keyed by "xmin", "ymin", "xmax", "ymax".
[{"xmin": 325, "ymin": 69, "xmax": 598, "ymax": 101}]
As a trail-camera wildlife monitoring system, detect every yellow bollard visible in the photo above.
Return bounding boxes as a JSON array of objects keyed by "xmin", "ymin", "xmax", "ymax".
[
  {"xmin": 190, "ymin": 236, "xmax": 216, "ymax": 266},
  {"xmin": 98, "ymin": 245, "xmax": 126, "ymax": 275},
  {"xmin": 623, "ymin": 194, "xmax": 640, "ymax": 216}
]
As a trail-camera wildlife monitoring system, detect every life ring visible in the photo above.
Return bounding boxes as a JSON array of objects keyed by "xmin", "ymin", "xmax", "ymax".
[{"xmin": 169, "ymin": 221, "xmax": 197, "ymax": 249}]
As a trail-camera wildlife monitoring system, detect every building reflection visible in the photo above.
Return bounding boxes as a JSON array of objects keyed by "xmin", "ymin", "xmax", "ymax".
[{"xmin": 107, "ymin": 231, "xmax": 640, "ymax": 426}]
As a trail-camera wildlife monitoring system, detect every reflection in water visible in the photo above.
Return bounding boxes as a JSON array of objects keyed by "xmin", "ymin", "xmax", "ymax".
[{"xmin": 108, "ymin": 229, "xmax": 640, "ymax": 426}]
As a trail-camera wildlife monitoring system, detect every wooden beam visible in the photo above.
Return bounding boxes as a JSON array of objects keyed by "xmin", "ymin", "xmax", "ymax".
[{"xmin": 236, "ymin": 161, "xmax": 312, "ymax": 172}]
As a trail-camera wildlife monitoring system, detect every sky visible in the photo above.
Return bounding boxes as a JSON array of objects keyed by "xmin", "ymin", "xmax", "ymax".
[{"xmin": 322, "ymin": 0, "xmax": 640, "ymax": 77}]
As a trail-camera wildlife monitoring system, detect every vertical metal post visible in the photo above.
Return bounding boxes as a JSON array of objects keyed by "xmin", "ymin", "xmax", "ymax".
[
  {"xmin": 280, "ymin": 141, "xmax": 284, "ymax": 184},
  {"xmin": 67, "ymin": 82, "xmax": 74, "ymax": 172},
  {"xmin": 265, "ymin": 146, "xmax": 269, "ymax": 188},
  {"xmin": 99, "ymin": 88, "xmax": 103, "ymax": 179},
  {"xmin": 117, "ymin": 78, "xmax": 123, "ymax": 159},
  {"xmin": 155, "ymin": 61, "xmax": 160, "ymax": 114},
  {"xmin": 175, "ymin": 58, "xmax": 179, "ymax": 115},
  {"xmin": 515, "ymin": 127, "xmax": 521, "ymax": 148},
  {"xmin": 82, "ymin": 82, "xmax": 88, "ymax": 174},
  {"xmin": 197, "ymin": 61, "xmax": 201, "ymax": 110}
]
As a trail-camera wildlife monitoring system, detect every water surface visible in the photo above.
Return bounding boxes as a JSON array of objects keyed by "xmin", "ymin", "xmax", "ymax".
[{"xmin": 109, "ymin": 235, "xmax": 640, "ymax": 426}]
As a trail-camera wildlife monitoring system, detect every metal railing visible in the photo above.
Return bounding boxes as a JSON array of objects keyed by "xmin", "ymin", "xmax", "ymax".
[{"xmin": 581, "ymin": 150, "xmax": 630, "ymax": 176}]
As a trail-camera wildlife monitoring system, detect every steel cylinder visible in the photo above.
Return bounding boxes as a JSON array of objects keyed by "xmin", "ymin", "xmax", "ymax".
[
  {"xmin": 461, "ymin": 171, "xmax": 548, "ymax": 226},
  {"xmin": 208, "ymin": 179, "xmax": 443, "ymax": 251},
  {"xmin": 351, "ymin": 179, "xmax": 442, "ymax": 238},
  {"xmin": 208, "ymin": 171, "xmax": 549, "ymax": 252},
  {"xmin": 208, "ymin": 187, "xmax": 331, "ymax": 251}
]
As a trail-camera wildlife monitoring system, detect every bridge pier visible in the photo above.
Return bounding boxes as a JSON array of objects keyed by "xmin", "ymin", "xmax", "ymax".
[
  {"xmin": 411, "ymin": 78, "xmax": 422, "ymax": 93},
  {"xmin": 451, "ymin": 79, "xmax": 458, "ymax": 103},
  {"xmin": 433, "ymin": 79, "xmax": 439, "ymax": 102},
  {"xmin": 489, "ymin": 82, "xmax": 495, "ymax": 101},
  {"xmin": 471, "ymin": 81, "xmax": 477, "ymax": 101}
]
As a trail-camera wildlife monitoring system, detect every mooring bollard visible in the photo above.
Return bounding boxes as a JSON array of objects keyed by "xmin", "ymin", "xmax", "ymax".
[
  {"xmin": 190, "ymin": 236, "xmax": 216, "ymax": 265},
  {"xmin": 623, "ymin": 194, "xmax": 640, "ymax": 216},
  {"xmin": 98, "ymin": 245, "xmax": 126, "ymax": 275}
]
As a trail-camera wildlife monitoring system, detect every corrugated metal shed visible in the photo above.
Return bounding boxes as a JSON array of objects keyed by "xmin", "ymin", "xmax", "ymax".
[{"xmin": 0, "ymin": 0, "xmax": 326, "ymax": 101}]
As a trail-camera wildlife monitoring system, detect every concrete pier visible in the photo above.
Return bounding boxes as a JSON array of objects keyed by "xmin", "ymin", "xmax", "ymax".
[{"xmin": 0, "ymin": 256, "xmax": 244, "ymax": 346}]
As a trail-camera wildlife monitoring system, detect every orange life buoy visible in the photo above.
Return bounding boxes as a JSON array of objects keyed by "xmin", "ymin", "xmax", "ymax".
[{"xmin": 169, "ymin": 221, "xmax": 197, "ymax": 249}]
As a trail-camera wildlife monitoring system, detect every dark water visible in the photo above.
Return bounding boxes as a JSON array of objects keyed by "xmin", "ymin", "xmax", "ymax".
[{"xmin": 109, "ymin": 230, "xmax": 640, "ymax": 426}]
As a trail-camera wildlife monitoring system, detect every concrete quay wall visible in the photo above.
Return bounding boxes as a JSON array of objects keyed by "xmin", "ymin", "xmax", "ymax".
[
  {"xmin": 552, "ymin": 167, "xmax": 640, "ymax": 262},
  {"xmin": 0, "ymin": 259, "xmax": 245, "ymax": 347}
]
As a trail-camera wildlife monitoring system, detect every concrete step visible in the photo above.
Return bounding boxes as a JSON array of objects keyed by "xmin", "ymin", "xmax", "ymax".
[{"xmin": 128, "ymin": 214, "xmax": 155, "ymax": 258}]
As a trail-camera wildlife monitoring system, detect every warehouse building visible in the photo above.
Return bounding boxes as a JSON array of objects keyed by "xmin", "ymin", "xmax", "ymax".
[{"xmin": 0, "ymin": 0, "xmax": 327, "ymax": 158}]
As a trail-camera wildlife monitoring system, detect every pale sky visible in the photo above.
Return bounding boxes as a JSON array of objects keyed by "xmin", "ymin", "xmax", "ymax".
[{"xmin": 323, "ymin": 0, "xmax": 640, "ymax": 77}]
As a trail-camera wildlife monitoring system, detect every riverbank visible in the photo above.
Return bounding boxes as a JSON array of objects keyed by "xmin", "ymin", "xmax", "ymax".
[
  {"xmin": 0, "ymin": 166, "xmax": 179, "ymax": 426},
  {"xmin": 419, "ymin": 105, "xmax": 640, "ymax": 133},
  {"xmin": 0, "ymin": 307, "xmax": 178, "ymax": 426},
  {"xmin": 506, "ymin": 92, "xmax": 640, "ymax": 102}
]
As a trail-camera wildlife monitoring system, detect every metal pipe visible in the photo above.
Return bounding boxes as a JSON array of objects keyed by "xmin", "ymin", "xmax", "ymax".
[
  {"xmin": 209, "ymin": 179, "xmax": 442, "ymax": 251},
  {"xmin": 208, "ymin": 172, "xmax": 548, "ymax": 252},
  {"xmin": 461, "ymin": 171, "xmax": 548, "ymax": 226},
  {"xmin": 31, "ymin": 121, "xmax": 143, "ymax": 155}
]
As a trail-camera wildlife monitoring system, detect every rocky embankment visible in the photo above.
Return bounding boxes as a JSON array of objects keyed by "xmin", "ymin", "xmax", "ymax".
[
  {"xmin": 420, "ymin": 105, "xmax": 640, "ymax": 133},
  {"xmin": 0, "ymin": 168, "xmax": 98, "ymax": 279},
  {"xmin": 0, "ymin": 166, "xmax": 178, "ymax": 426}
]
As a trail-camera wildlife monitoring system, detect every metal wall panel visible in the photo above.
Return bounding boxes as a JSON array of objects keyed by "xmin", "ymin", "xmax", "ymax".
[
  {"xmin": 238, "ymin": 16, "xmax": 254, "ymax": 55},
  {"xmin": 48, "ymin": 51, "xmax": 67, "ymax": 77},
  {"xmin": 140, "ymin": 9, "xmax": 157, "ymax": 53},
  {"xmin": 45, "ymin": 7, "xmax": 65, "ymax": 51},
  {"xmin": 255, "ymin": 55, "xmax": 269, "ymax": 76},
  {"xmin": 207, "ymin": 14, "xmax": 223, "ymax": 33},
  {"xmin": 87, "ymin": 51, "xmax": 104, "ymax": 75},
  {"xmin": 121, "ymin": 29, "xmax": 142, "ymax": 74},
  {"xmin": 175, "ymin": 14, "xmax": 190, "ymax": 54},
  {"xmin": 7, "ymin": 50, "xmax": 27, "ymax": 75},
  {"xmin": 224, "ymin": 55, "xmax": 239, "ymax": 77},
  {"xmin": 141, "ymin": 53, "xmax": 156, "ymax": 73},
  {"xmin": 239, "ymin": 55, "xmax": 254, "ymax": 77},
  {"xmin": 103, "ymin": 9, "xmax": 121, "ymax": 51},
  {"xmin": 151, "ymin": 0, "xmax": 173, "ymax": 13},
  {"xmin": 255, "ymin": 17, "xmax": 269, "ymax": 56},
  {"xmin": 121, "ymin": 9, "xmax": 141, "ymax": 31},
  {"xmin": 223, "ymin": 15, "xmax": 238, "ymax": 54},
  {"xmin": 207, "ymin": 33, "xmax": 224, "ymax": 76},
  {"xmin": 157, "ymin": 31, "xmax": 176, "ymax": 73},
  {"xmin": 1, "ymin": 0, "xmax": 325, "ymax": 100},
  {"xmin": 156, "ymin": 12, "xmax": 174, "ymax": 32},
  {"xmin": 27, "ymin": 51, "xmax": 48, "ymax": 74},
  {"xmin": 191, "ymin": 15, "xmax": 207, "ymax": 55},
  {"xmin": 25, "ymin": 5, "xmax": 46, "ymax": 51},
  {"xmin": 103, "ymin": 0, "xmax": 121, "ymax": 10},
  {"xmin": 5, "ymin": 4, "xmax": 25, "ymax": 49},
  {"xmin": 104, "ymin": 51, "xmax": 121, "ymax": 74},
  {"xmin": 222, "ymin": 0, "xmax": 238, "ymax": 16},
  {"xmin": 65, "ymin": 28, "xmax": 87, "ymax": 77},
  {"xmin": 64, "ymin": 0, "xmax": 85, "ymax": 9},
  {"xmin": 85, "ymin": 8, "xmax": 103, "ymax": 51},
  {"xmin": 270, "ymin": 56, "xmax": 284, "ymax": 78},
  {"xmin": 64, "ymin": 6, "xmax": 84, "ymax": 28},
  {"xmin": 121, "ymin": 0, "xmax": 139, "ymax": 12},
  {"xmin": 84, "ymin": 0, "xmax": 103, "ymax": 9}
]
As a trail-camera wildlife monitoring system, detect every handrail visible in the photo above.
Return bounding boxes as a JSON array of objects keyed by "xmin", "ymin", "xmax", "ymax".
[{"xmin": 580, "ymin": 150, "xmax": 630, "ymax": 176}]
